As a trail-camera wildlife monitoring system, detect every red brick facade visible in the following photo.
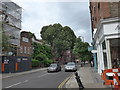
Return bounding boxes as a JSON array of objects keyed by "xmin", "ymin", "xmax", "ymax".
[
  {"xmin": 18, "ymin": 31, "xmax": 33, "ymax": 57},
  {"xmin": 90, "ymin": 2, "xmax": 119, "ymax": 30}
]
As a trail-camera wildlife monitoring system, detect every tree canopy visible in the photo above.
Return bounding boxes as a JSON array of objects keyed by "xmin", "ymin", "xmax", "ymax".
[
  {"xmin": 32, "ymin": 42, "xmax": 53, "ymax": 66},
  {"xmin": 73, "ymin": 37, "xmax": 92, "ymax": 61},
  {"xmin": 40, "ymin": 23, "xmax": 76, "ymax": 59}
]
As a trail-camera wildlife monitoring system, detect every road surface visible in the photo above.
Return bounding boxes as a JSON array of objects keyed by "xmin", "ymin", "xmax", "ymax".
[{"xmin": 2, "ymin": 67, "xmax": 73, "ymax": 89}]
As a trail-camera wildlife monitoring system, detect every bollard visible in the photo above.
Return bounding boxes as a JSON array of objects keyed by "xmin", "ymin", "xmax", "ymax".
[{"xmin": 74, "ymin": 72, "xmax": 84, "ymax": 90}]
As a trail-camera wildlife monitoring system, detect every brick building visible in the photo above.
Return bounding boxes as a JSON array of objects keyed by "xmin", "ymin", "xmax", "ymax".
[
  {"xmin": 90, "ymin": 2, "xmax": 120, "ymax": 35},
  {"xmin": 18, "ymin": 31, "xmax": 43, "ymax": 57},
  {"xmin": 18, "ymin": 31, "xmax": 33, "ymax": 57},
  {"xmin": 89, "ymin": 1, "xmax": 120, "ymax": 74}
]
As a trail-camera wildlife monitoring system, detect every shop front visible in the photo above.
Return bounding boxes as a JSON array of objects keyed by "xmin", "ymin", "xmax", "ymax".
[
  {"xmin": 94, "ymin": 17, "xmax": 120, "ymax": 74},
  {"xmin": 110, "ymin": 38, "xmax": 120, "ymax": 68}
]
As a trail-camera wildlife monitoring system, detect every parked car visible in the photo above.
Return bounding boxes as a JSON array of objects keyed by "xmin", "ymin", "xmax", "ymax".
[
  {"xmin": 65, "ymin": 62, "xmax": 77, "ymax": 72},
  {"xmin": 47, "ymin": 63, "xmax": 61, "ymax": 73}
]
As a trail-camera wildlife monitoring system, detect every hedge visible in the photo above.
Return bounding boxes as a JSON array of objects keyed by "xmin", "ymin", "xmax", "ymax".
[{"xmin": 32, "ymin": 59, "xmax": 40, "ymax": 67}]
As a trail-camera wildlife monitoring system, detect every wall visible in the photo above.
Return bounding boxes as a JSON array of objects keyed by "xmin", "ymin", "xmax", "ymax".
[
  {"xmin": 2, "ymin": 56, "xmax": 32, "ymax": 73},
  {"xmin": 18, "ymin": 32, "xmax": 33, "ymax": 57}
]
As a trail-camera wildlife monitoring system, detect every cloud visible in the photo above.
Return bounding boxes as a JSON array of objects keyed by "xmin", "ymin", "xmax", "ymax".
[{"xmin": 11, "ymin": 0, "xmax": 92, "ymax": 43}]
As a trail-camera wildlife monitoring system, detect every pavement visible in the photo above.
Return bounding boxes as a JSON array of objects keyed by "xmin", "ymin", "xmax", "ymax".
[
  {"xmin": 65, "ymin": 64, "xmax": 112, "ymax": 89},
  {"xmin": 0, "ymin": 67, "xmax": 47, "ymax": 79}
]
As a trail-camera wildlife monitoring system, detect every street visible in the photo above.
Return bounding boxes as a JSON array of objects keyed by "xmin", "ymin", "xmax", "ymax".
[{"xmin": 2, "ymin": 67, "xmax": 73, "ymax": 88}]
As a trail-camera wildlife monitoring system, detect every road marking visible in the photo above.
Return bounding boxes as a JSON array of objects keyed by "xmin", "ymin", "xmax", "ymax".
[
  {"xmin": 5, "ymin": 80, "xmax": 29, "ymax": 88},
  {"xmin": 38, "ymin": 73, "xmax": 49, "ymax": 78},
  {"xmin": 58, "ymin": 74, "xmax": 73, "ymax": 89},
  {"xmin": 5, "ymin": 82, "xmax": 22, "ymax": 88},
  {"xmin": 23, "ymin": 80, "xmax": 29, "ymax": 83}
]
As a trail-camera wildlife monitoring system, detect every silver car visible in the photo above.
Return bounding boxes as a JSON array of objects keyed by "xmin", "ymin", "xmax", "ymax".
[
  {"xmin": 47, "ymin": 63, "xmax": 61, "ymax": 72},
  {"xmin": 65, "ymin": 62, "xmax": 77, "ymax": 72}
]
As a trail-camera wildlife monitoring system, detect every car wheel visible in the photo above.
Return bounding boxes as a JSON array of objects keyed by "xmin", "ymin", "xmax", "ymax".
[{"xmin": 47, "ymin": 71, "xmax": 50, "ymax": 73}]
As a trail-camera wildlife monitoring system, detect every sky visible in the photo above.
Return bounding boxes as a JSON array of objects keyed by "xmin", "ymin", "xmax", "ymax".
[{"xmin": 12, "ymin": 0, "xmax": 92, "ymax": 43}]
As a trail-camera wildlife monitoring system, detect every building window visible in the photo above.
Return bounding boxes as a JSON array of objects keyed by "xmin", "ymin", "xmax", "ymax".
[
  {"xmin": 28, "ymin": 47, "xmax": 30, "ymax": 54},
  {"xmin": 102, "ymin": 41, "xmax": 106, "ymax": 49},
  {"xmin": 24, "ymin": 46, "xmax": 26, "ymax": 54},
  {"xmin": 103, "ymin": 52, "xmax": 107, "ymax": 68},
  {"xmin": 110, "ymin": 38, "xmax": 120, "ymax": 68},
  {"xmin": 22, "ymin": 37, "xmax": 29, "ymax": 42},
  {"xmin": 20, "ymin": 46, "xmax": 23, "ymax": 53},
  {"xmin": 98, "ymin": 2, "xmax": 100, "ymax": 10},
  {"xmin": 94, "ymin": 6, "xmax": 96, "ymax": 13},
  {"xmin": 102, "ymin": 41, "xmax": 107, "ymax": 68}
]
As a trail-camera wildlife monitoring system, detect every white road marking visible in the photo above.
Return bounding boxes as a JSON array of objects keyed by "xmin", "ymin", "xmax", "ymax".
[
  {"xmin": 23, "ymin": 80, "xmax": 29, "ymax": 83},
  {"xmin": 5, "ymin": 82, "xmax": 22, "ymax": 88},
  {"xmin": 5, "ymin": 80, "xmax": 29, "ymax": 88},
  {"xmin": 38, "ymin": 73, "xmax": 49, "ymax": 78}
]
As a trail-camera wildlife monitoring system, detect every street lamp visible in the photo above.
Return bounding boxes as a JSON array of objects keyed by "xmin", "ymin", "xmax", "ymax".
[{"xmin": 79, "ymin": 36, "xmax": 84, "ymax": 42}]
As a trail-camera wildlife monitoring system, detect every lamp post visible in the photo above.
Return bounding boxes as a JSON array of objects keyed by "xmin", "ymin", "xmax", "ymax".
[{"xmin": 79, "ymin": 36, "xmax": 84, "ymax": 42}]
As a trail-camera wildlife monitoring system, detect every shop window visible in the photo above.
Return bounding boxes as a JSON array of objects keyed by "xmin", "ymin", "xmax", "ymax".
[
  {"xmin": 102, "ymin": 41, "xmax": 106, "ymax": 49},
  {"xmin": 102, "ymin": 41, "xmax": 107, "ymax": 68},
  {"xmin": 110, "ymin": 38, "xmax": 120, "ymax": 68},
  {"xmin": 103, "ymin": 52, "xmax": 107, "ymax": 68}
]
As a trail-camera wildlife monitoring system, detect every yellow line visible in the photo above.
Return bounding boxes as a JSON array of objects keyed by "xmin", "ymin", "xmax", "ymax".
[{"xmin": 58, "ymin": 74, "xmax": 73, "ymax": 89}]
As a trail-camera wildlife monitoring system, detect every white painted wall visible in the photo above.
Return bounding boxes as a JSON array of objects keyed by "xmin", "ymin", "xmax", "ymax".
[{"xmin": 104, "ymin": 22, "xmax": 119, "ymax": 35}]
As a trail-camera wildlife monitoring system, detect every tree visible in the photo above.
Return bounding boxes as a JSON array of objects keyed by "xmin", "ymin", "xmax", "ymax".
[
  {"xmin": 41, "ymin": 24, "xmax": 62, "ymax": 46},
  {"xmin": 32, "ymin": 42, "xmax": 53, "ymax": 67},
  {"xmin": 32, "ymin": 59, "xmax": 40, "ymax": 67},
  {"xmin": 32, "ymin": 42, "xmax": 53, "ymax": 59},
  {"xmin": 40, "ymin": 23, "xmax": 76, "ymax": 60},
  {"xmin": 73, "ymin": 37, "xmax": 92, "ymax": 62}
]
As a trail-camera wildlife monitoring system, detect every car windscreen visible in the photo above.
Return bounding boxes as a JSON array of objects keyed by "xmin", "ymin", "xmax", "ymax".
[
  {"xmin": 67, "ymin": 64, "xmax": 75, "ymax": 66},
  {"xmin": 50, "ymin": 64, "xmax": 57, "ymax": 67}
]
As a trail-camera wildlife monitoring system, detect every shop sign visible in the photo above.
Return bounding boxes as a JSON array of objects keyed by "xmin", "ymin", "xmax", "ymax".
[
  {"xmin": 88, "ymin": 46, "xmax": 94, "ymax": 51},
  {"xmin": 17, "ymin": 58, "xmax": 21, "ymax": 62},
  {"xmin": 22, "ymin": 58, "xmax": 28, "ymax": 61}
]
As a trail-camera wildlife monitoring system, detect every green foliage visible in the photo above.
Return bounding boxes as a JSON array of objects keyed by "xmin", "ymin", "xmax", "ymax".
[
  {"xmin": 32, "ymin": 42, "xmax": 53, "ymax": 59},
  {"xmin": 41, "ymin": 24, "xmax": 63, "ymax": 46},
  {"xmin": 32, "ymin": 59, "xmax": 40, "ymax": 67},
  {"xmin": 40, "ymin": 23, "xmax": 76, "ymax": 59},
  {"xmin": 73, "ymin": 38, "xmax": 92, "ymax": 61},
  {"xmin": 35, "ymin": 53, "xmax": 48, "ymax": 61},
  {"xmin": 32, "ymin": 42, "xmax": 53, "ymax": 67},
  {"xmin": 41, "ymin": 59, "xmax": 53, "ymax": 67}
]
